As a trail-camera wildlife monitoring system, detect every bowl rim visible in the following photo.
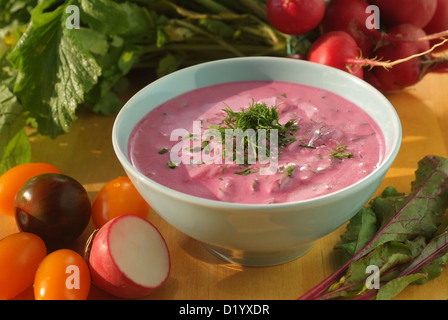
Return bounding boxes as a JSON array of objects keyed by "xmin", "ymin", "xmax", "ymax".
[{"xmin": 112, "ymin": 56, "xmax": 402, "ymax": 209}]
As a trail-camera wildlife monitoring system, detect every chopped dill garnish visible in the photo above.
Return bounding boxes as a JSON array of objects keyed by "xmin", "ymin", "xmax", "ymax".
[
  {"xmin": 167, "ymin": 161, "xmax": 177, "ymax": 169},
  {"xmin": 158, "ymin": 148, "xmax": 169, "ymax": 154},
  {"xmin": 299, "ymin": 144, "xmax": 317, "ymax": 149},
  {"xmin": 330, "ymin": 141, "xmax": 354, "ymax": 160},
  {"xmin": 234, "ymin": 167, "xmax": 255, "ymax": 175},
  {"xmin": 208, "ymin": 100, "xmax": 299, "ymax": 171}
]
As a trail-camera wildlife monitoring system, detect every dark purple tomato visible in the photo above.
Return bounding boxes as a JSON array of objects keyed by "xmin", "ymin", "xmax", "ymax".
[{"xmin": 14, "ymin": 173, "xmax": 91, "ymax": 251}]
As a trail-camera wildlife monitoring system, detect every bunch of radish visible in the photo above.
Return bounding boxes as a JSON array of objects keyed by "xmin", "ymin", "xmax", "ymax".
[{"xmin": 266, "ymin": 0, "xmax": 448, "ymax": 92}]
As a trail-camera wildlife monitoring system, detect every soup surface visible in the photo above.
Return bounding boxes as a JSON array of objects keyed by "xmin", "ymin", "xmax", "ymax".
[{"xmin": 128, "ymin": 81, "xmax": 385, "ymax": 204}]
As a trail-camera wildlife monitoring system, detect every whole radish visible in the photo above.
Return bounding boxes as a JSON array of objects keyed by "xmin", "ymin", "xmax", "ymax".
[
  {"xmin": 308, "ymin": 31, "xmax": 364, "ymax": 79},
  {"xmin": 320, "ymin": 0, "xmax": 381, "ymax": 57},
  {"xmin": 369, "ymin": 0, "xmax": 437, "ymax": 28},
  {"xmin": 266, "ymin": 0, "xmax": 326, "ymax": 35},
  {"xmin": 424, "ymin": 0, "xmax": 448, "ymax": 52},
  {"xmin": 366, "ymin": 24, "xmax": 431, "ymax": 92}
]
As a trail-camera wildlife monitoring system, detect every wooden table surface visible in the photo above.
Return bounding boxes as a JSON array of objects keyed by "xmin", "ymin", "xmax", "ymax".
[{"xmin": 1, "ymin": 70, "xmax": 448, "ymax": 300}]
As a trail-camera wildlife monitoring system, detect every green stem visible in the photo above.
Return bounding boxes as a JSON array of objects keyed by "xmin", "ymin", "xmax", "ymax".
[
  {"xmin": 141, "ymin": 42, "xmax": 286, "ymax": 56},
  {"xmin": 237, "ymin": 25, "xmax": 277, "ymax": 45},
  {"xmin": 193, "ymin": 0, "xmax": 234, "ymax": 14},
  {"xmin": 286, "ymin": 34, "xmax": 308, "ymax": 56},
  {"xmin": 172, "ymin": 19, "xmax": 246, "ymax": 56},
  {"xmin": 239, "ymin": 0, "xmax": 268, "ymax": 21}
]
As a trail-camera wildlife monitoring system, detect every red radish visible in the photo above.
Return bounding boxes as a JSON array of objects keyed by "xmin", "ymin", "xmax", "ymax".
[
  {"xmin": 320, "ymin": 0, "xmax": 381, "ymax": 57},
  {"xmin": 307, "ymin": 31, "xmax": 364, "ymax": 79},
  {"xmin": 424, "ymin": 0, "xmax": 448, "ymax": 52},
  {"xmin": 266, "ymin": 0, "xmax": 325, "ymax": 35},
  {"xmin": 369, "ymin": 0, "xmax": 438, "ymax": 28},
  {"xmin": 366, "ymin": 24, "xmax": 431, "ymax": 92},
  {"xmin": 86, "ymin": 214, "xmax": 170, "ymax": 299},
  {"xmin": 363, "ymin": 71, "xmax": 384, "ymax": 91},
  {"xmin": 307, "ymin": 26, "xmax": 448, "ymax": 91}
]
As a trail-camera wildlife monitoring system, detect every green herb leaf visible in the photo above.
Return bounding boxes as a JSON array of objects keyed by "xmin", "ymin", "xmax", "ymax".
[
  {"xmin": 157, "ymin": 53, "xmax": 182, "ymax": 78},
  {"xmin": 7, "ymin": 0, "xmax": 101, "ymax": 138},
  {"xmin": 299, "ymin": 144, "xmax": 316, "ymax": 149},
  {"xmin": 329, "ymin": 140, "xmax": 354, "ymax": 160},
  {"xmin": 167, "ymin": 161, "xmax": 177, "ymax": 169},
  {"xmin": 78, "ymin": 0, "xmax": 130, "ymax": 36},
  {"xmin": 286, "ymin": 166, "xmax": 294, "ymax": 177},
  {"xmin": 0, "ymin": 84, "xmax": 30, "ymax": 174},
  {"xmin": 158, "ymin": 148, "xmax": 169, "ymax": 154},
  {"xmin": 234, "ymin": 167, "xmax": 254, "ymax": 175}
]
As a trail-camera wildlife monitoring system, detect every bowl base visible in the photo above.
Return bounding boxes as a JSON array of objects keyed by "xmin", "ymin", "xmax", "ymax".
[{"xmin": 204, "ymin": 243, "xmax": 315, "ymax": 267}]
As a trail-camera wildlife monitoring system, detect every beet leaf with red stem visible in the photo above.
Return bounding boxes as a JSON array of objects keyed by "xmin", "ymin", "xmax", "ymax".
[{"xmin": 298, "ymin": 155, "xmax": 448, "ymax": 300}]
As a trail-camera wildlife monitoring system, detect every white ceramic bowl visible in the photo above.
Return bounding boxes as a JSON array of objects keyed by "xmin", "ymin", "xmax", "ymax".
[{"xmin": 112, "ymin": 57, "xmax": 402, "ymax": 267}]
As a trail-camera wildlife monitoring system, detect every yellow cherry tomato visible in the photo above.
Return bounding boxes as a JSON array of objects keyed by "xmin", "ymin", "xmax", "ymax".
[
  {"xmin": 91, "ymin": 176, "xmax": 150, "ymax": 228},
  {"xmin": 34, "ymin": 249, "xmax": 91, "ymax": 300},
  {"xmin": 0, "ymin": 232, "xmax": 47, "ymax": 299}
]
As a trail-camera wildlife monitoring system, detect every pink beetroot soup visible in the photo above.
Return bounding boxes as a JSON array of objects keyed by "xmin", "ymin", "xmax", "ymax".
[{"xmin": 128, "ymin": 81, "xmax": 385, "ymax": 204}]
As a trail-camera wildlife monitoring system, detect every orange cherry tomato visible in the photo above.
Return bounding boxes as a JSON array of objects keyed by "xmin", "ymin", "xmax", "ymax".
[
  {"xmin": 0, "ymin": 163, "xmax": 60, "ymax": 216},
  {"xmin": 0, "ymin": 232, "xmax": 47, "ymax": 299},
  {"xmin": 34, "ymin": 249, "xmax": 91, "ymax": 300},
  {"xmin": 91, "ymin": 176, "xmax": 150, "ymax": 228}
]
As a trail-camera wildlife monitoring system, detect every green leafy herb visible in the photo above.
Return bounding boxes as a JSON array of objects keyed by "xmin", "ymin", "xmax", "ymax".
[
  {"xmin": 298, "ymin": 155, "xmax": 448, "ymax": 300},
  {"xmin": 0, "ymin": 84, "xmax": 30, "ymax": 173},
  {"xmin": 158, "ymin": 148, "xmax": 169, "ymax": 154},
  {"xmin": 7, "ymin": 1, "xmax": 102, "ymax": 138}
]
